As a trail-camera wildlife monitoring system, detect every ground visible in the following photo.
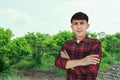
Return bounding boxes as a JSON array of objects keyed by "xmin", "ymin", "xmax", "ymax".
[
  {"xmin": 19, "ymin": 64, "xmax": 120, "ymax": 80},
  {"xmin": 20, "ymin": 69, "xmax": 65, "ymax": 80}
]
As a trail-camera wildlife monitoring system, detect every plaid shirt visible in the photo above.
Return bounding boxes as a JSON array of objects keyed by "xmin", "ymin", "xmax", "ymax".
[{"xmin": 55, "ymin": 36, "xmax": 102, "ymax": 80}]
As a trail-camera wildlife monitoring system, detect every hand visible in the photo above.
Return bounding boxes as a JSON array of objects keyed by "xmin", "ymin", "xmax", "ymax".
[
  {"xmin": 60, "ymin": 50, "xmax": 70, "ymax": 59},
  {"xmin": 80, "ymin": 55, "xmax": 100, "ymax": 66},
  {"xmin": 60, "ymin": 50, "xmax": 74, "ymax": 70}
]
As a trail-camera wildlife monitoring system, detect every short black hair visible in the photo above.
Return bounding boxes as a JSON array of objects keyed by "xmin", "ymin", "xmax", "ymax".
[{"xmin": 71, "ymin": 12, "xmax": 89, "ymax": 23}]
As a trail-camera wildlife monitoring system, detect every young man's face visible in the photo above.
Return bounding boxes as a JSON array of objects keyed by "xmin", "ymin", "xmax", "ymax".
[{"xmin": 71, "ymin": 20, "xmax": 89, "ymax": 37}]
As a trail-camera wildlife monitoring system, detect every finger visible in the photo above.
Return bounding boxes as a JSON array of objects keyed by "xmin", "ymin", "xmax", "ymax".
[
  {"xmin": 60, "ymin": 51, "xmax": 68, "ymax": 59},
  {"xmin": 91, "ymin": 62, "xmax": 98, "ymax": 65},
  {"xmin": 90, "ymin": 58, "xmax": 100, "ymax": 64},
  {"xmin": 64, "ymin": 50, "xmax": 69, "ymax": 57},
  {"xmin": 90, "ymin": 55, "xmax": 99, "ymax": 58},
  {"xmin": 64, "ymin": 50, "xmax": 70, "ymax": 59},
  {"xmin": 92, "ymin": 58, "xmax": 100, "ymax": 61},
  {"xmin": 89, "ymin": 61, "xmax": 98, "ymax": 65},
  {"xmin": 60, "ymin": 51, "xmax": 65, "ymax": 57},
  {"xmin": 91, "ymin": 60, "xmax": 99, "ymax": 64},
  {"xmin": 61, "ymin": 53, "xmax": 66, "ymax": 58},
  {"xmin": 90, "ymin": 55, "xmax": 99, "ymax": 57},
  {"xmin": 60, "ymin": 51, "xmax": 65, "ymax": 56},
  {"xmin": 60, "ymin": 51, "xmax": 63, "ymax": 55}
]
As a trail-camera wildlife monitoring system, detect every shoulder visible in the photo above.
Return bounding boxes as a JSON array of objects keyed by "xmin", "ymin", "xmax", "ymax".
[{"xmin": 87, "ymin": 37, "xmax": 101, "ymax": 44}]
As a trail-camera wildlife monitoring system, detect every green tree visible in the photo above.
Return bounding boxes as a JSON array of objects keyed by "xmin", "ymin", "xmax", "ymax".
[
  {"xmin": 0, "ymin": 27, "xmax": 13, "ymax": 72},
  {"xmin": 86, "ymin": 32, "xmax": 98, "ymax": 38},
  {"xmin": 101, "ymin": 34, "xmax": 120, "ymax": 53},
  {"xmin": 25, "ymin": 32, "xmax": 49, "ymax": 65},
  {"xmin": 7, "ymin": 37, "xmax": 32, "ymax": 64},
  {"xmin": 53, "ymin": 31, "xmax": 74, "ymax": 47}
]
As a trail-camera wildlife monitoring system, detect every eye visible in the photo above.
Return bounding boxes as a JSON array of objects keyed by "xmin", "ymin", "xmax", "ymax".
[
  {"xmin": 73, "ymin": 22, "xmax": 78, "ymax": 25},
  {"xmin": 80, "ymin": 22, "xmax": 85, "ymax": 25}
]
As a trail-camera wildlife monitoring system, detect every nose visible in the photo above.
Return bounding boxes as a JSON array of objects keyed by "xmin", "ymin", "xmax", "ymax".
[{"xmin": 77, "ymin": 24, "xmax": 82, "ymax": 29}]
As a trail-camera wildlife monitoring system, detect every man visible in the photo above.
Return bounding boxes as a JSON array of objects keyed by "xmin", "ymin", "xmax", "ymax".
[{"xmin": 55, "ymin": 12, "xmax": 102, "ymax": 80}]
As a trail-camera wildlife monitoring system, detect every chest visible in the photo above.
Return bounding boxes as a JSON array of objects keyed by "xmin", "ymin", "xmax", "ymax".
[{"xmin": 66, "ymin": 42, "xmax": 92, "ymax": 59}]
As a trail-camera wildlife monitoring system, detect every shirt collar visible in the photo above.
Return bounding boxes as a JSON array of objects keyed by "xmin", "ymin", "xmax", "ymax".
[{"xmin": 73, "ymin": 35, "xmax": 89, "ymax": 43}]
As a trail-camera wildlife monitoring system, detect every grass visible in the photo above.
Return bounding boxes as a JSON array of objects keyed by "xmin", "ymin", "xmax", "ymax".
[
  {"xmin": 1, "ymin": 76, "xmax": 29, "ymax": 80},
  {"xmin": 0, "ymin": 68, "xmax": 29, "ymax": 80},
  {"xmin": 12, "ymin": 56, "xmax": 36, "ymax": 69}
]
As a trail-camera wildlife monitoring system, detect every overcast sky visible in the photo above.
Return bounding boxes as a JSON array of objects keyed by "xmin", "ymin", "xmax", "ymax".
[{"xmin": 0, "ymin": 0, "xmax": 120, "ymax": 37}]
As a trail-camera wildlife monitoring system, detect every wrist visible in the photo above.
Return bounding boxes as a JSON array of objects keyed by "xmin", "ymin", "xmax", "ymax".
[{"xmin": 77, "ymin": 59, "xmax": 82, "ymax": 66}]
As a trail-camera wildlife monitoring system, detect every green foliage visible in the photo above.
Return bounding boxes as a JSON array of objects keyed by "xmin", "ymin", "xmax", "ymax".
[
  {"xmin": 0, "ymin": 68, "xmax": 17, "ymax": 80},
  {"xmin": 53, "ymin": 30, "xmax": 74, "ymax": 47},
  {"xmin": 87, "ymin": 31, "xmax": 98, "ymax": 38},
  {"xmin": 41, "ymin": 52, "xmax": 58, "ymax": 70},
  {"xmin": 0, "ymin": 27, "xmax": 120, "ymax": 77},
  {"xmin": 15, "ymin": 59, "xmax": 35, "ymax": 69},
  {"xmin": 101, "ymin": 42, "xmax": 110, "ymax": 58},
  {"xmin": 24, "ymin": 32, "xmax": 49, "ymax": 65},
  {"xmin": 6, "ymin": 37, "xmax": 32, "ymax": 65},
  {"xmin": 99, "ymin": 32, "xmax": 120, "ymax": 71},
  {"xmin": 2, "ymin": 76, "xmax": 29, "ymax": 80},
  {"xmin": 12, "ymin": 56, "xmax": 35, "ymax": 70},
  {"xmin": 42, "ymin": 37, "xmax": 59, "ymax": 53},
  {"xmin": 0, "ymin": 56, "xmax": 10, "ymax": 70},
  {"xmin": 0, "ymin": 27, "xmax": 13, "ymax": 47},
  {"xmin": 99, "ymin": 53, "xmax": 120, "ymax": 71},
  {"xmin": 99, "ymin": 63, "xmax": 109, "ymax": 71},
  {"xmin": 100, "ymin": 33, "xmax": 120, "ymax": 53},
  {"xmin": 114, "ymin": 32, "xmax": 120, "ymax": 39},
  {"xmin": 37, "ymin": 52, "xmax": 66, "ymax": 75},
  {"xmin": 0, "ymin": 58, "xmax": 5, "ymax": 72},
  {"xmin": 0, "ymin": 27, "xmax": 13, "ymax": 72}
]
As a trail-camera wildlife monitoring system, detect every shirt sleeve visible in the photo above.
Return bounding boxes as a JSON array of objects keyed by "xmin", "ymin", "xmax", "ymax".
[
  {"xmin": 55, "ymin": 41, "xmax": 69, "ymax": 69},
  {"xmin": 74, "ymin": 40, "xmax": 102, "ymax": 76}
]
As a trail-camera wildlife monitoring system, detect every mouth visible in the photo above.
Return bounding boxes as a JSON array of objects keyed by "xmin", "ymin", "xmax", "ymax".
[{"xmin": 76, "ymin": 30, "xmax": 83, "ymax": 32}]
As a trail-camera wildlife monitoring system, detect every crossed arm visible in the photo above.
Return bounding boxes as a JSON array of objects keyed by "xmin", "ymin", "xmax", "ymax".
[
  {"xmin": 59, "ymin": 50, "xmax": 101, "ymax": 75},
  {"xmin": 60, "ymin": 50, "xmax": 100, "ymax": 69}
]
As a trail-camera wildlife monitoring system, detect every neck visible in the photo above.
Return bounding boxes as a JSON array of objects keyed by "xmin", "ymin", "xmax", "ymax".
[{"xmin": 76, "ymin": 34, "xmax": 86, "ymax": 41}]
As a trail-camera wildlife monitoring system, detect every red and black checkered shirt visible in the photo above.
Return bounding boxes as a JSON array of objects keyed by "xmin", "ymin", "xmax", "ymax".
[{"xmin": 55, "ymin": 36, "xmax": 102, "ymax": 80}]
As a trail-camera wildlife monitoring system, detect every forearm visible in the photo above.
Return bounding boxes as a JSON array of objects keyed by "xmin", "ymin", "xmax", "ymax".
[
  {"xmin": 65, "ymin": 59, "xmax": 82, "ymax": 69},
  {"xmin": 55, "ymin": 56, "xmax": 69, "ymax": 69},
  {"xmin": 74, "ymin": 64, "xmax": 100, "ymax": 76},
  {"xmin": 65, "ymin": 54, "xmax": 100, "ymax": 69}
]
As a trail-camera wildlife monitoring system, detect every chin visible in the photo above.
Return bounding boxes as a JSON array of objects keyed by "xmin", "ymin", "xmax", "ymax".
[
  {"xmin": 76, "ymin": 34, "xmax": 84, "ymax": 37},
  {"xmin": 76, "ymin": 32, "xmax": 84, "ymax": 36}
]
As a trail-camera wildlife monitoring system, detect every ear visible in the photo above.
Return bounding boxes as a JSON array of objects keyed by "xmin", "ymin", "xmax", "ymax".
[
  {"xmin": 86, "ymin": 24, "xmax": 90, "ymax": 29},
  {"xmin": 71, "ymin": 24, "xmax": 73, "ymax": 30}
]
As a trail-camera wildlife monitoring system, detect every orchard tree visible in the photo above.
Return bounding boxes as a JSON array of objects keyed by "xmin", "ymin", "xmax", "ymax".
[
  {"xmin": 25, "ymin": 32, "xmax": 49, "ymax": 64},
  {"xmin": 86, "ymin": 31, "xmax": 98, "ymax": 38},
  {"xmin": 7, "ymin": 37, "xmax": 32, "ymax": 64},
  {"xmin": 101, "ymin": 34, "xmax": 120, "ymax": 53},
  {"xmin": 0, "ymin": 27, "xmax": 13, "ymax": 72},
  {"xmin": 53, "ymin": 30, "xmax": 74, "ymax": 48}
]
